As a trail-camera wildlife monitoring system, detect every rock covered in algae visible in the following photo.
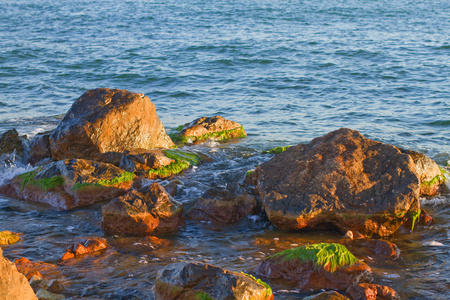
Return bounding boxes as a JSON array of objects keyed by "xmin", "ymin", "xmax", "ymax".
[
  {"xmin": 255, "ymin": 243, "xmax": 372, "ymax": 292},
  {"xmin": 0, "ymin": 159, "xmax": 135, "ymax": 210},
  {"xmin": 49, "ymin": 88, "xmax": 174, "ymax": 162},
  {"xmin": 172, "ymin": 116, "xmax": 246, "ymax": 144},
  {"xmin": 102, "ymin": 183, "xmax": 184, "ymax": 236},
  {"xmin": 0, "ymin": 231, "xmax": 20, "ymax": 245},
  {"xmin": 0, "ymin": 247, "xmax": 38, "ymax": 300},
  {"xmin": 253, "ymin": 127, "xmax": 422, "ymax": 237},
  {"xmin": 153, "ymin": 261, "xmax": 273, "ymax": 300},
  {"xmin": 142, "ymin": 149, "xmax": 204, "ymax": 179}
]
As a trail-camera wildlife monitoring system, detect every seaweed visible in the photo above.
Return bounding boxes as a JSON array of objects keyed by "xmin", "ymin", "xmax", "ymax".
[
  {"xmin": 196, "ymin": 291, "xmax": 213, "ymax": 300},
  {"xmin": 97, "ymin": 171, "xmax": 136, "ymax": 186},
  {"xmin": 18, "ymin": 170, "xmax": 64, "ymax": 193},
  {"xmin": 262, "ymin": 146, "xmax": 291, "ymax": 155},
  {"xmin": 240, "ymin": 272, "xmax": 272, "ymax": 298},
  {"xmin": 147, "ymin": 150, "xmax": 202, "ymax": 177},
  {"xmin": 409, "ymin": 209, "xmax": 421, "ymax": 233},
  {"xmin": 421, "ymin": 174, "xmax": 444, "ymax": 187},
  {"xmin": 267, "ymin": 243, "xmax": 359, "ymax": 273},
  {"xmin": 171, "ymin": 126, "xmax": 246, "ymax": 145}
]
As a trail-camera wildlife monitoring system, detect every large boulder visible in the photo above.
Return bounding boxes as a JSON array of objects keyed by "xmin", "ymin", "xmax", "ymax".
[
  {"xmin": 172, "ymin": 116, "xmax": 246, "ymax": 144},
  {"xmin": 253, "ymin": 128, "xmax": 421, "ymax": 237},
  {"xmin": 102, "ymin": 183, "xmax": 184, "ymax": 236},
  {"xmin": 0, "ymin": 247, "xmax": 38, "ymax": 300},
  {"xmin": 255, "ymin": 243, "xmax": 372, "ymax": 292},
  {"xmin": 187, "ymin": 185, "xmax": 258, "ymax": 225},
  {"xmin": 153, "ymin": 261, "xmax": 273, "ymax": 300},
  {"xmin": 49, "ymin": 88, "xmax": 174, "ymax": 162},
  {"xmin": 0, "ymin": 159, "xmax": 134, "ymax": 210}
]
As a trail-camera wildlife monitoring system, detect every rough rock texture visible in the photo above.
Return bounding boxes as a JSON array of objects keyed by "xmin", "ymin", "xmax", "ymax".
[
  {"xmin": 119, "ymin": 149, "xmax": 174, "ymax": 174},
  {"xmin": 153, "ymin": 262, "xmax": 273, "ymax": 300},
  {"xmin": 343, "ymin": 239, "xmax": 401, "ymax": 262},
  {"xmin": 255, "ymin": 244, "xmax": 372, "ymax": 292},
  {"xmin": 102, "ymin": 183, "xmax": 184, "ymax": 236},
  {"xmin": 400, "ymin": 149, "xmax": 445, "ymax": 196},
  {"xmin": 253, "ymin": 128, "xmax": 421, "ymax": 237},
  {"xmin": 61, "ymin": 238, "xmax": 107, "ymax": 261},
  {"xmin": 0, "ymin": 129, "xmax": 25, "ymax": 157},
  {"xmin": 49, "ymin": 88, "xmax": 174, "ymax": 161},
  {"xmin": 174, "ymin": 116, "xmax": 246, "ymax": 143},
  {"xmin": 0, "ymin": 247, "xmax": 38, "ymax": 300},
  {"xmin": 0, "ymin": 231, "xmax": 20, "ymax": 245},
  {"xmin": 187, "ymin": 185, "xmax": 258, "ymax": 224},
  {"xmin": 0, "ymin": 159, "xmax": 134, "ymax": 210},
  {"xmin": 304, "ymin": 291, "xmax": 350, "ymax": 300},
  {"xmin": 345, "ymin": 283, "xmax": 399, "ymax": 300},
  {"xmin": 28, "ymin": 131, "xmax": 53, "ymax": 165},
  {"xmin": 15, "ymin": 257, "xmax": 60, "ymax": 280}
]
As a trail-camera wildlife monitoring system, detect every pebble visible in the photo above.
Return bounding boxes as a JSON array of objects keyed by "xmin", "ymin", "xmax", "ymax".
[
  {"xmin": 273, "ymin": 238, "xmax": 279, "ymax": 241},
  {"xmin": 290, "ymin": 243, "xmax": 298, "ymax": 247}
]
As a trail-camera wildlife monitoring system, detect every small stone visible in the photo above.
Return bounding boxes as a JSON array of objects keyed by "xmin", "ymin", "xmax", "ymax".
[
  {"xmin": 35, "ymin": 289, "xmax": 65, "ymax": 300},
  {"xmin": 47, "ymin": 280, "xmax": 64, "ymax": 294}
]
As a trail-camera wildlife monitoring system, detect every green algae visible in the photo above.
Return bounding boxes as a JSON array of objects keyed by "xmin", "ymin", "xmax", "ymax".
[
  {"xmin": 196, "ymin": 292, "xmax": 213, "ymax": 300},
  {"xmin": 262, "ymin": 146, "xmax": 291, "ymax": 155},
  {"xmin": 175, "ymin": 125, "xmax": 185, "ymax": 132},
  {"xmin": 241, "ymin": 272, "xmax": 272, "ymax": 298},
  {"xmin": 72, "ymin": 182, "xmax": 100, "ymax": 191},
  {"xmin": 409, "ymin": 209, "xmax": 421, "ymax": 233},
  {"xmin": 246, "ymin": 170, "xmax": 255, "ymax": 178},
  {"xmin": 147, "ymin": 150, "xmax": 202, "ymax": 177},
  {"xmin": 421, "ymin": 174, "xmax": 445, "ymax": 187},
  {"xmin": 97, "ymin": 171, "xmax": 136, "ymax": 186},
  {"xmin": 268, "ymin": 243, "xmax": 359, "ymax": 273},
  {"xmin": 171, "ymin": 126, "xmax": 246, "ymax": 145},
  {"xmin": 18, "ymin": 170, "xmax": 64, "ymax": 193}
]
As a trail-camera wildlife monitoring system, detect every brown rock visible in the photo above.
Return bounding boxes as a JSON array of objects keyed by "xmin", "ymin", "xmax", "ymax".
[
  {"xmin": 0, "ymin": 247, "xmax": 38, "ymax": 300},
  {"xmin": 49, "ymin": 88, "xmax": 174, "ymax": 161},
  {"xmin": 174, "ymin": 116, "xmax": 246, "ymax": 143},
  {"xmin": 253, "ymin": 128, "xmax": 421, "ymax": 237},
  {"xmin": 0, "ymin": 231, "xmax": 20, "ymax": 245},
  {"xmin": 61, "ymin": 238, "xmax": 107, "ymax": 261},
  {"xmin": 304, "ymin": 291, "xmax": 350, "ymax": 300},
  {"xmin": 0, "ymin": 159, "xmax": 134, "ymax": 210},
  {"xmin": 47, "ymin": 279, "xmax": 64, "ymax": 294},
  {"xmin": 102, "ymin": 183, "xmax": 184, "ymax": 236},
  {"xmin": 119, "ymin": 149, "xmax": 174, "ymax": 174},
  {"xmin": 153, "ymin": 262, "xmax": 273, "ymax": 300},
  {"xmin": 35, "ymin": 289, "xmax": 65, "ymax": 300},
  {"xmin": 15, "ymin": 257, "xmax": 60, "ymax": 280},
  {"xmin": 28, "ymin": 131, "xmax": 53, "ymax": 165},
  {"xmin": 187, "ymin": 185, "xmax": 258, "ymax": 224},
  {"xmin": 163, "ymin": 180, "xmax": 182, "ymax": 197},
  {"xmin": 345, "ymin": 283, "xmax": 399, "ymax": 300},
  {"xmin": 343, "ymin": 239, "xmax": 400, "ymax": 262},
  {"xmin": 0, "ymin": 129, "xmax": 25, "ymax": 157},
  {"xmin": 255, "ymin": 243, "xmax": 373, "ymax": 292}
]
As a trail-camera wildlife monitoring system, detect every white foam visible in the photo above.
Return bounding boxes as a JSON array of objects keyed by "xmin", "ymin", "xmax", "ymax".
[
  {"xmin": 0, "ymin": 158, "xmax": 35, "ymax": 186},
  {"xmin": 420, "ymin": 196, "xmax": 448, "ymax": 206},
  {"xmin": 383, "ymin": 273, "xmax": 400, "ymax": 279},
  {"xmin": 423, "ymin": 241, "xmax": 445, "ymax": 247}
]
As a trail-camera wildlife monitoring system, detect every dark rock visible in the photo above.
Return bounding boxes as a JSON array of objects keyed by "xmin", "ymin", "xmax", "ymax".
[
  {"xmin": 28, "ymin": 131, "xmax": 53, "ymax": 166},
  {"xmin": 253, "ymin": 128, "xmax": 421, "ymax": 237},
  {"xmin": 255, "ymin": 243, "xmax": 373, "ymax": 292},
  {"xmin": 49, "ymin": 88, "xmax": 174, "ymax": 161},
  {"xmin": 0, "ymin": 159, "xmax": 134, "ymax": 210},
  {"xmin": 304, "ymin": 291, "xmax": 350, "ymax": 300},
  {"xmin": 0, "ymin": 129, "xmax": 25, "ymax": 157},
  {"xmin": 102, "ymin": 183, "xmax": 184, "ymax": 236},
  {"xmin": 119, "ymin": 149, "xmax": 174, "ymax": 174},
  {"xmin": 0, "ymin": 247, "xmax": 38, "ymax": 300},
  {"xmin": 187, "ymin": 185, "xmax": 258, "ymax": 224},
  {"xmin": 343, "ymin": 239, "xmax": 401, "ymax": 262},
  {"xmin": 173, "ymin": 116, "xmax": 246, "ymax": 144},
  {"xmin": 345, "ymin": 283, "xmax": 399, "ymax": 300},
  {"xmin": 163, "ymin": 180, "xmax": 182, "ymax": 197},
  {"xmin": 153, "ymin": 261, "xmax": 273, "ymax": 300}
]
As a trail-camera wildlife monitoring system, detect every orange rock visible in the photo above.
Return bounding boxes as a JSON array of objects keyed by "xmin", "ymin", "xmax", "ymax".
[
  {"xmin": 15, "ymin": 257, "xmax": 59, "ymax": 279},
  {"xmin": 346, "ymin": 283, "xmax": 399, "ymax": 300},
  {"xmin": 61, "ymin": 238, "xmax": 107, "ymax": 261}
]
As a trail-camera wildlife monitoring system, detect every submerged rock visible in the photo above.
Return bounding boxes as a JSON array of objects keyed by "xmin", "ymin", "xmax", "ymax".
[
  {"xmin": 0, "ymin": 231, "xmax": 20, "ymax": 245},
  {"xmin": 153, "ymin": 261, "xmax": 273, "ymax": 300},
  {"xmin": 49, "ymin": 88, "xmax": 174, "ymax": 162},
  {"xmin": 187, "ymin": 184, "xmax": 258, "ymax": 225},
  {"xmin": 345, "ymin": 283, "xmax": 399, "ymax": 300},
  {"xmin": 28, "ymin": 131, "xmax": 53, "ymax": 166},
  {"xmin": 255, "ymin": 243, "xmax": 372, "ymax": 292},
  {"xmin": 102, "ymin": 183, "xmax": 184, "ymax": 236},
  {"xmin": 60, "ymin": 238, "xmax": 107, "ymax": 261},
  {"xmin": 343, "ymin": 239, "xmax": 401, "ymax": 262},
  {"xmin": 0, "ymin": 247, "xmax": 37, "ymax": 300},
  {"xmin": 0, "ymin": 129, "xmax": 25, "ymax": 158},
  {"xmin": 172, "ymin": 116, "xmax": 246, "ymax": 144},
  {"xmin": 14, "ymin": 257, "xmax": 60, "ymax": 280},
  {"xmin": 252, "ymin": 128, "xmax": 421, "ymax": 237},
  {"xmin": 304, "ymin": 291, "xmax": 350, "ymax": 300},
  {"xmin": 0, "ymin": 159, "xmax": 134, "ymax": 210}
]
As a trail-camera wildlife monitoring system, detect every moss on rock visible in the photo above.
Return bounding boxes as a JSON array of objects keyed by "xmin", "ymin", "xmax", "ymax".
[
  {"xmin": 18, "ymin": 170, "xmax": 64, "ymax": 193},
  {"xmin": 262, "ymin": 146, "xmax": 291, "ymax": 155},
  {"xmin": 148, "ymin": 150, "xmax": 203, "ymax": 178}
]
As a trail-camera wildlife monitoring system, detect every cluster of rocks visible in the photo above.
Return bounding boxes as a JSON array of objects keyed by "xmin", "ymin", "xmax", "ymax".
[{"xmin": 0, "ymin": 88, "xmax": 448, "ymax": 299}]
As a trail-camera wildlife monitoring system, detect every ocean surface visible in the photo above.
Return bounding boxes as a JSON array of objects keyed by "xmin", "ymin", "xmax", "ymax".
[{"xmin": 0, "ymin": 0, "xmax": 449, "ymax": 299}]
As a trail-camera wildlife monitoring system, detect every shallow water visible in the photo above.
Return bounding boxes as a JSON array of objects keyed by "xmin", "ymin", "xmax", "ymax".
[{"xmin": 1, "ymin": 0, "xmax": 449, "ymax": 299}]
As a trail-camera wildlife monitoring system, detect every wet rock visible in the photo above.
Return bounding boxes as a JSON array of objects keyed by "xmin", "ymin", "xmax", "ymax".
[
  {"xmin": 119, "ymin": 149, "xmax": 174, "ymax": 175},
  {"xmin": 47, "ymin": 280, "xmax": 64, "ymax": 294},
  {"xmin": 144, "ymin": 149, "xmax": 204, "ymax": 180},
  {"xmin": 343, "ymin": 239, "xmax": 401, "ymax": 262},
  {"xmin": 153, "ymin": 261, "xmax": 273, "ymax": 300},
  {"xmin": 61, "ymin": 238, "xmax": 107, "ymax": 261},
  {"xmin": 400, "ymin": 149, "xmax": 446, "ymax": 196},
  {"xmin": 28, "ymin": 131, "xmax": 53, "ymax": 166},
  {"xmin": 0, "ymin": 231, "xmax": 20, "ymax": 245},
  {"xmin": 0, "ymin": 129, "xmax": 25, "ymax": 157},
  {"xmin": 163, "ymin": 180, "xmax": 182, "ymax": 197},
  {"xmin": 0, "ymin": 247, "xmax": 38, "ymax": 300},
  {"xmin": 15, "ymin": 257, "xmax": 60, "ymax": 280},
  {"xmin": 255, "ymin": 243, "xmax": 372, "ymax": 292},
  {"xmin": 0, "ymin": 159, "xmax": 134, "ymax": 210},
  {"xmin": 35, "ymin": 289, "xmax": 65, "ymax": 300},
  {"xmin": 172, "ymin": 116, "xmax": 246, "ymax": 144},
  {"xmin": 304, "ymin": 291, "xmax": 350, "ymax": 300},
  {"xmin": 102, "ymin": 183, "xmax": 184, "ymax": 236},
  {"xmin": 187, "ymin": 185, "xmax": 258, "ymax": 224},
  {"xmin": 253, "ymin": 128, "xmax": 421, "ymax": 237},
  {"xmin": 345, "ymin": 283, "xmax": 399, "ymax": 300},
  {"xmin": 29, "ymin": 274, "xmax": 49, "ymax": 292},
  {"xmin": 49, "ymin": 88, "xmax": 174, "ymax": 162}
]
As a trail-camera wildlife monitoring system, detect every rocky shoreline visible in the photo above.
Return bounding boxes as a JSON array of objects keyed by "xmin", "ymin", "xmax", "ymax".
[{"xmin": 0, "ymin": 88, "xmax": 448, "ymax": 300}]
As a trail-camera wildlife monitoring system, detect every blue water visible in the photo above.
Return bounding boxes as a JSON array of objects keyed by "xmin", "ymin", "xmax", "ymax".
[{"xmin": 1, "ymin": 0, "xmax": 449, "ymax": 299}]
